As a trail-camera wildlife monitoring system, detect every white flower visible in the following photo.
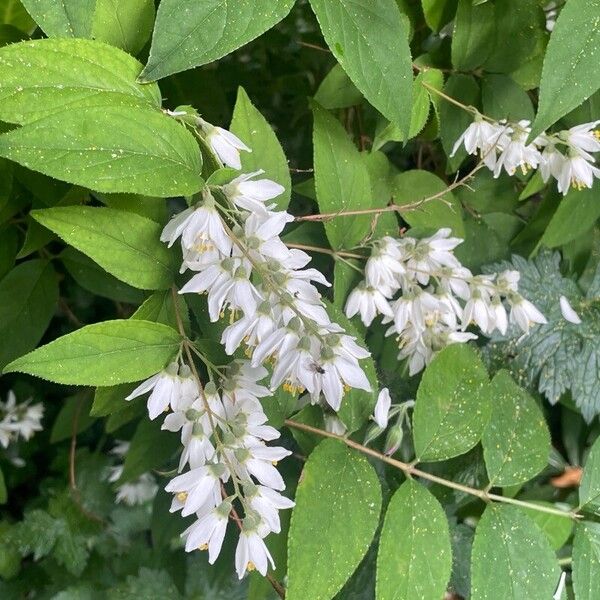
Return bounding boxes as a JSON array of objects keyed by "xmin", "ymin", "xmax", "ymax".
[
  {"xmin": 270, "ymin": 335, "xmax": 319, "ymax": 395},
  {"xmin": 0, "ymin": 391, "xmax": 44, "ymax": 448},
  {"xmin": 451, "ymin": 115, "xmax": 509, "ymax": 169},
  {"xmin": 181, "ymin": 501, "xmax": 231, "ymax": 559},
  {"xmin": 115, "ymin": 474, "xmax": 158, "ymax": 506},
  {"xmin": 364, "ymin": 237, "xmax": 406, "ymax": 293},
  {"xmin": 561, "ymin": 120, "xmax": 600, "ymax": 156},
  {"xmin": 345, "ymin": 284, "xmax": 393, "ymax": 326},
  {"xmin": 555, "ymin": 151, "xmax": 600, "ymax": 194},
  {"xmin": 509, "ymin": 295, "xmax": 547, "ymax": 333},
  {"xmin": 165, "ymin": 464, "xmax": 225, "ymax": 517},
  {"xmin": 238, "ymin": 211, "xmax": 294, "ymax": 262},
  {"xmin": 235, "ymin": 528, "xmax": 275, "ymax": 578},
  {"xmin": 489, "ymin": 297, "xmax": 508, "ymax": 335},
  {"xmin": 221, "ymin": 301, "xmax": 277, "ymax": 355},
  {"xmin": 199, "ymin": 118, "xmax": 251, "ymax": 170},
  {"xmin": 373, "ymin": 388, "xmax": 391, "ymax": 429},
  {"xmin": 126, "ymin": 363, "xmax": 183, "ymax": 420},
  {"xmin": 246, "ymin": 485, "xmax": 295, "ymax": 534},
  {"xmin": 406, "ymin": 229, "xmax": 462, "ymax": 285},
  {"xmin": 222, "ymin": 170, "xmax": 285, "ymax": 213},
  {"xmin": 494, "ymin": 120, "xmax": 542, "ymax": 177},
  {"xmin": 559, "ymin": 295, "xmax": 582, "ymax": 324},
  {"xmin": 233, "ymin": 443, "xmax": 291, "ymax": 490}
]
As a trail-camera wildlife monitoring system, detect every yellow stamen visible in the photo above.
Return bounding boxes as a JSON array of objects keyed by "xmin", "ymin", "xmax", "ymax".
[
  {"xmin": 198, "ymin": 543, "xmax": 209, "ymax": 551},
  {"xmin": 176, "ymin": 492, "xmax": 188, "ymax": 502},
  {"xmin": 247, "ymin": 562, "xmax": 256, "ymax": 572}
]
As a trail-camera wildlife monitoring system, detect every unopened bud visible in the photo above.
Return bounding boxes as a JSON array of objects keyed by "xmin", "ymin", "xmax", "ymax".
[
  {"xmin": 383, "ymin": 424, "xmax": 404, "ymax": 456},
  {"xmin": 204, "ymin": 381, "xmax": 217, "ymax": 396}
]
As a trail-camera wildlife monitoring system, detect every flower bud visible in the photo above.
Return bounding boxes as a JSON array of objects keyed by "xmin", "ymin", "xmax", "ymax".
[{"xmin": 383, "ymin": 423, "xmax": 404, "ymax": 456}]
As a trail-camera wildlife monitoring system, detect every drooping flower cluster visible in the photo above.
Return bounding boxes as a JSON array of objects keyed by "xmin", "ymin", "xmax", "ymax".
[
  {"xmin": 126, "ymin": 359, "xmax": 294, "ymax": 578},
  {"xmin": 0, "ymin": 390, "xmax": 43, "ymax": 450},
  {"xmin": 345, "ymin": 229, "xmax": 547, "ymax": 375},
  {"xmin": 106, "ymin": 441, "xmax": 158, "ymax": 506},
  {"xmin": 453, "ymin": 114, "xmax": 600, "ymax": 195}
]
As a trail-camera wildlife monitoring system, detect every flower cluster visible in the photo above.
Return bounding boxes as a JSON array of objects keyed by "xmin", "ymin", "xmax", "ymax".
[
  {"xmin": 345, "ymin": 229, "xmax": 547, "ymax": 375},
  {"xmin": 126, "ymin": 359, "xmax": 294, "ymax": 578},
  {"xmin": 0, "ymin": 390, "xmax": 43, "ymax": 450},
  {"xmin": 452, "ymin": 115, "xmax": 600, "ymax": 195},
  {"xmin": 106, "ymin": 441, "xmax": 158, "ymax": 506}
]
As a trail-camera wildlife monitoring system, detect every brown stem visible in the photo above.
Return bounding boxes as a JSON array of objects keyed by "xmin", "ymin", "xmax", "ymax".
[
  {"xmin": 284, "ymin": 419, "xmax": 582, "ymax": 521},
  {"xmin": 285, "ymin": 242, "xmax": 365, "ymax": 260}
]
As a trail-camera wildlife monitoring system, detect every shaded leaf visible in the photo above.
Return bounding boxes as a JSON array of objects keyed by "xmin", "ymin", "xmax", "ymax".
[{"xmin": 20, "ymin": 0, "xmax": 95, "ymax": 37}]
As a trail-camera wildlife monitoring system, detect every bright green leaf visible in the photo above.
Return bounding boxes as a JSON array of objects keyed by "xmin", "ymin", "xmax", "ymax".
[
  {"xmin": 471, "ymin": 505, "xmax": 561, "ymax": 599},
  {"xmin": 92, "ymin": 0, "xmax": 155, "ymax": 56},
  {"xmin": 482, "ymin": 370, "xmax": 550, "ymax": 486},
  {"xmin": 0, "ymin": 39, "xmax": 161, "ymax": 125},
  {"xmin": 573, "ymin": 522, "xmax": 600, "ymax": 600},
  {"xmin": 579, "ymin": 435, "xmax": 600, "ymax": 513},
  {"xmin": 0, "ymin": 259, "xmax": 58, "ymax": 370},
  {"xmin": 413, "ymin": 344, "xmax": 490, "ymax": 462},
  {"xmin": 521, "ymin": 503, "xmax": 573, "ymax": 550},
  {"xmin": 314, "ymin": 63, "xmax": 363, "ymax": 110},
  {"xmin": 0, "ymin": 0, "xmax": 36, "ymax": 33},
  {"xmin": 530, "ymin": 0, "xmax": 600, "ymax": 138},
  {"xmin": 376, "ymin": 479, "xmax": 452, "ymax": 600},
  {"xmin": 20, "ymin": 0, "xmax": 95, "ymax": 37},
  {"xmin": 33, "ymin": 206, "xmax": 175, "ymax": 290},
  {"xmin": 230, "ymin": 87, "xmax": 291, "ymax": 210},
  {"xmin": 287, "ymin": 439, "xmax": 381, "ymax": 600},
  {"xmin": 140, "ymin": 0, "xmax": 295, "ymax": 81},
  {"xmin": 3, "ymin": 319, "xmax": 182, "ymax": 386},
  {"xmin": 0, "ymin": 105, "xmax": 203, "ymax": 197},
  {"xmin": 309, "ymin": 0, "xmax": 413, "ymax": 136}
]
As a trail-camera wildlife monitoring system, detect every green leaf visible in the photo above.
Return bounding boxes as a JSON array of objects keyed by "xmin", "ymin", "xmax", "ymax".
[
  {"xmin": 230, "ymin": 87, "xmax": 291, "ymax": 210},
  {"xmin": 451, "ymin": 0, "xmax": 494, "ymax": 70},
  {"xmin": 392, "ymin": 170, "xmax": 465, "ymax": 237},
  {"xmin": 313, "ymin": 103, "xmax": 374, "ymax": 250},
  {"xmin": 33, "ymin": 206, "xmax": 174, "ymax": 290},
  {"xmin": 53, "ymin": 529, "xmax": 89, "ymax": 577},
  {"xmin": 481, "ymin": 74, "xmax": 534, "ymax": 122},
  {"xmin": 413, "ymin": 344, "xmax": 490, "ymax": 462},
  {"xmin": 421, "ymin": 0, "xmax": 458, "ymax": 32},
  {"xmin": 120, "ymin": 419, "xmax": 180, "ymax": 483},
  {"xmin": 91, "ymin": 383, "xmax": 134, "ymax": 418},
  {"xmin": 3, "ymin": 319, "xmax": 182, "ymax": 386},
  {"xmin": 579, "ymin": 435, "xmax": 600, "ymax": 513},
  {"xmin": 50, "ymin": 395, "xmax": 95, "ymax": 443},
  {"xmin": 287, "ymin": 439, "xmax": 381, "ymax": 600},
  {"xmin": 0, "ymin": 105, "xmax": 203, "ymax": 197},
  {"xmin": 20, "ymin": 0, "xmax": 95, "ymax": 37},
  {"xmin": 539, "ymin": 187, "xmax": 600, "ymax": 250},
  {"xmin": 92, "ymin": 0, "xmax": 155, "ymax": 56},
  {"xmin": 140, "ymin": 0, "xmax": 295, "ymax": 81},
  {"xmin": 530, "ymin": 0, "xmax": 600, "ymax": 139},
  {"xmin": 0, "ymin": 466, "xmax": 6, "ymax": 504},
  {"xmin": 573, "ymin": 522, "xmax": 600, "ymax": 600},
  {"xmin": 521, "ymin": 503, "xmax": 573, "ymax": 550},
  {"xmin": 309, "ymin": 0, "xmax": 413, "ymax": 136},
  {"xmin": 61, "ymin": 248, "xmax": 145, "ymax": 305},
  {"xmin": 0, "ymin": 0, "xmax": 36, "ymax": 33},
  {"xmin": 471, "ymin": 505, "xmax": 561, "ymax": 599},
  {"xmin": 0, "ymin": 39, "xmax": 161, "ymax": 126},
  {"xmin": 482, "ymin": 370, "xmax": 550, "ymax": 486},
  {"xmin": 132, "ymin": 289, "xmax": 189, "ymax": 331},
  {"xmin": 10, "ymin": 509, "xmax": 62, "ymax": 560},
  {"xmin": 314, "ymin": 63, "xmax": 363, "ymax": 110},
  {"xmin": 0, "ymin": 259, "xmax": 58, "ymax": 370},
  {"xmin": 376, "ymin": 479, "xmax": 452, "ymax": 600}
]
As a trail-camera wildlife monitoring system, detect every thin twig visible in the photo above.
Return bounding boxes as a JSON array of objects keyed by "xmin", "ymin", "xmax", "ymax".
[
  {"xmin": 298, "ymin": 40, "xmax": 330, "ymax": 53},
  {"xmin": 284, "ymin": 419, "xmax": 582, "ymax": 521}
]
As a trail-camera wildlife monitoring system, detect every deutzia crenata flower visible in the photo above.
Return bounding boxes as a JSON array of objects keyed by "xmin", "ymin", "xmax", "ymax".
[
  {"xmin": 508, "ymin": 295, "xmax": 548, "ymax": 333},
  {"xmin": 373, "ymin": 388, "xmax": 392, "ymax": 429},
  {"xmin": 345, "ymin": 283, "xmax": 393, "ymax": 326},
  {"xmin": 561, "ymin": 120, "xmax": 600, "ymax": 156},
  {"xmin": 559, "ymin": 295, "xmax": 582, "ymax": 324},
  {"xmin": 235, "ymin": 527, "xmax": 275, "ymax": 578},
  {"xmin": 198, "ymin": 117, "xmax": 251, "ymax": 169},
  {"xmin": 181, "ymin": 500, "xmax": 231, "ymax": 558},
  {"xmin": 451, "ymin": 113, "xmax": 509, "ymax": 170},
  {"xmin": 0, "ymin": 391, "xmax": 44, "ymax": 449},
  {"xmin": 245, "ymin": 484, "xmax": 295, "ymax": 534},
  {"xmin": 405, "ymin": 229, "xmax": 461, "ymax": 285},
  {"xmin": 555, "ymin": 150, "xmax": 600, "ymax": 194},
  {"xmin": 221, "ymin": 300, "xmax": 277, "ymax": 355},
  {"xmin": 222, "ymin": 170, "xmax": 285, "ymax": 213},
  {"xmin": 165, "ymin": 463, "xmax": 225, "ymax": 517},
  {"xmin": 364, "ymin": 237, "xmax": 406, "ymax": 293},
  {"xmin": 494, "ymin": 120, "xmax": 542, "ymax": 177}
]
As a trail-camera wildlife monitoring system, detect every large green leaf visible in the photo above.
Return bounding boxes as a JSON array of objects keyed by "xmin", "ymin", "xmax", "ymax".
[
  {"xmin": 92, "ymin": 0, "xmax": 155, "ymax": 56},
  {"xmin": 376, "ymin": 479, "xmax": 452, "ymax": 600},
  {"xmin": 0, "ymin": 259, "xmax": 58, "ymax": 369},
  {"xmin": 3, "ymin": 320, "xmax": 182, "ymax": 385},
  {"xmin": 230, "ymin": 87, "xmax": 291, "ymax": 210},
  {"xmin": 309, "ymin": 0, "xmax": 412, "ymax": 136},
  {"xmin": 140, "ymin": 0, "xmax": 295, "ymax": 81},
  {"xmin": 573, "ymin": 522, "xmax": 600, "ymax": 599},
  {"xmin": 0, "ymin": 39, "xmax": 161, "ymax": 126},
  {"xmin": 312, "ymin": 103, "xmax": 374, "ymax": 250},
  {"xmin": 481, "ymin": 74, "xmax": 534, "ymax": 122},
  {"xmin": 287, "ymin": 439, "xmax": 381, "ymax": 600},
  {"xmin": 451, "ymin": 0, "xmax": 494, "ymax": 71},
  {"xmin": 33, "ymin": 206, "xmax": 174, "ymax": 290},
  {"xmin": 579, "ymin": 436, "xmax": 600, "ymax": 513},
  {"xmin": 0, "ymin": 105, "xmax": 203, "ymax": 197},
  {"xmin": 482, "ymin": 370, "xmax": 550, "ymax": 486},
  {"xmin": 521, "ymin": 503, "xmax": 573, "ymax": 551},
  {"xmin": 20, "ymin": 0, "xmax": 95, "ymax": 37},
  {"xmin": 413, "ymin": 344, "xmax": 491, "ymax": 462},
  {"xmin": 530, "ymin": 0, "xmax": 600, "ymax": 138},
  {"xmin": 471, "ymin": 505, "xmax": 561, "ymax": 599}
]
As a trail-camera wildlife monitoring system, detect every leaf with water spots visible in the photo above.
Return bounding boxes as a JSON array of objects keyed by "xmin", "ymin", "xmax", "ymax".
[
  {"xmin": 3, "ymin": 319, "xmax": 182, "ymax": 386},
  {"xmin": 413, "ymin": 344, "xmax": 491, "ymax": 462},
  {"xmin": 573, "ymin": 522, "xmax": 600, "ymax": 599},
  {"xmin": 20, "ymin": 0, "xmax": 95, "ymax": 37},
  {"xmin": 0, "ymin": 105, "xmax": 203, "ymax": 197},
  {"xmin": 287, "ymin": 439, "xmax": 381, "ymax": 600},
  {"xmin": 0, "ymin": 39, "xmax": 161, "ymax": 126},
  {"xmin": 309, "ymin": 0, "xmax": 413, "ymax": 137},
  {"xmin": 139, "ymin": 0, "xmax": 295, "ymax": 81},
  {"xmin": 579, "ymin": 435, "xmax": 600, "ymax": 514},
  {"xmin": 482, "ymin": 370, "xmax": 550, "ymax": 486},
  {"xmin": 376, "ymin": 479, "xmax": 452, "ymax": 600},
  {"xmin": 471, "ymin": 504, "xmax": 561, "ymax": 599},
  {"xmin": 530, "ymin": 0, "xmax": 600, "ymax": 138},
  {"xmin": 32, "ymin": 206, "xmax": 175, "ymax": 290}
]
